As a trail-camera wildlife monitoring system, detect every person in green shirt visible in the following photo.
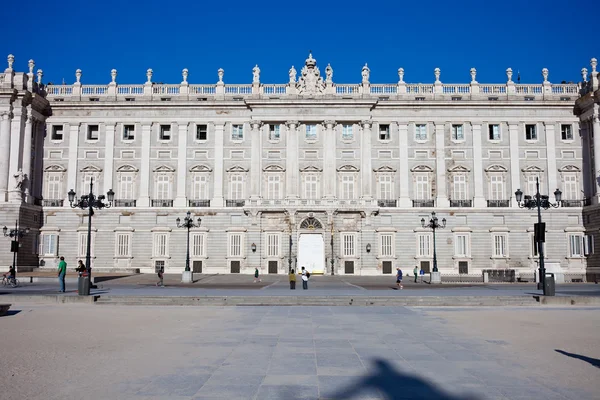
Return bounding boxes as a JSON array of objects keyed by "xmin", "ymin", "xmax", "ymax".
[{"xmin": 57, "ymin": 256, "xmax": 67, "ymax": 293}]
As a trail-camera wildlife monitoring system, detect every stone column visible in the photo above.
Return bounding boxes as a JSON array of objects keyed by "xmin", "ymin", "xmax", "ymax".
[
  {"xmin": 249, "ymin": 121, "xmax": 262, "ymax": 200},
  {"xmin": 509, "ymin": 123, "xmax": 520, "ymax": 208},
  {"xmin": 212, "ymin": 123, "xmax": 225, "ymax": 207},
  {"xmin": 137, "ymin": 123, "xmax": 152, "ymax": 207},
  {"xmin": 66, "ymin": 123, "xmax": 79, "ymax": 204},
  {"xmin": 103, "ymin": 123, "xmax": 115, "ymax": 195},
  {"xmin": 398, "ymin": 123, "xmax": 411, "ymax": 207},
  {"xmin": 21, "ymin": 111, "xmax": 33, "ymax": 202},
  {"xmin": 8, "ymin": 107, "xmax": 24, "ymax": 202},
  {"xmin": 285, "ymin": 121, "xmax": 299, "ymax": 199},
  {"xmin": 471, "ymin": 123, "xmax": 486, "ymax": 207},
  {"xmin": 360, "ymin": 120, "xmax": 373, "ymax": 200},
  {"xmin": 0, "ymin": 111, "xmax": 12, "ymax": 202},
  {"xmin": 175, "ymin": 122, "xmax": 188, "ymax": 207},
  {"xmin": 544, "ymin": 122, "xmax": 558, "ymax": 195},
  {"xmin": 434, "ymin": 123, "xmax": 449, "ymax": 207},
  {"xmin": 323, "ymin": 120, "xmax": 336, "ymax": 199},
  {"xmin": 593, "ymin": 111, "xmax": 600, "ymax": 203}
]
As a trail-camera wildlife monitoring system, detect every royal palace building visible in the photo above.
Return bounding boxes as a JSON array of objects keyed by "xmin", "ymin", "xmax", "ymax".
[{"xmin": 0, "ymin": 53, "xmax": 599, "ymax": 279}]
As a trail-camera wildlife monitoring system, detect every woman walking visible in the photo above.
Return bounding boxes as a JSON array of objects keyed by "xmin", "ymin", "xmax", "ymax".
[{"xmin": 289, "ymin": 269, "xmax": 296, "ymax": 289}]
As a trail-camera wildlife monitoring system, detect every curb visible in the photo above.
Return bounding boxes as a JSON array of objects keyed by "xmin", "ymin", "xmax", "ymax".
[{"xmin": 0, "ymin": 295, "xmax": 98, "ymax": 304}]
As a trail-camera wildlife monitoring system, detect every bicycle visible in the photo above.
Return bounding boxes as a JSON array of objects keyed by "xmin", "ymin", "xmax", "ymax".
[{"xmin": 1, "ymin": 276, "xmax": 19, "ymax": 288}]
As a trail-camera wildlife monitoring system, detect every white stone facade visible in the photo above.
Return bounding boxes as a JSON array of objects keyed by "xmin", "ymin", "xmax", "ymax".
[{"xmin": 1, "ymin": 53, "xmax": 598, "ymax": 278}]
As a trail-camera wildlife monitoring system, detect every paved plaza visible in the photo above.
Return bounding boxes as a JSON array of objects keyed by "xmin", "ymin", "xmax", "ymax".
[{"xmin": 1, "ymin": 304, "xmax": 599, "ymax": 399}]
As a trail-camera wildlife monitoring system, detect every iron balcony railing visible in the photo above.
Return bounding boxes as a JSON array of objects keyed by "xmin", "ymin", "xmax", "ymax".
[
  {"xmin": 377, "ymin": 199, "xmax": 397, "ymax": 207},
  {"xmin": 561, "ymin": 199, "xmax": 583, "ymax": 208},
  {"xmin": 226, "ymin": 199, "xmax": 245, "ymax": 207},
  {"xmin": 42, "ymin": 199, "xmax": 64, "ymax": 207},
  {"xmin": 412, "ymin": 200, "xmax": 434, "ymax": 207},
  {"xmin": 450, "ymin": 200, "xmax": 473, "ymax": 208},
  {"xmin": 487, "ymin": 200, "xmax": 510, "ymax": 207},
  {"xmin": 114, "ymin": 199, "xmax": 137, "ymax": 207},
  {"xmin": 151, "ymin": 199, "xmax": 173, "ymax": 207},
  {"xmin": 189, "ymin": 199, "xmax": 210, "ymax": 207}
]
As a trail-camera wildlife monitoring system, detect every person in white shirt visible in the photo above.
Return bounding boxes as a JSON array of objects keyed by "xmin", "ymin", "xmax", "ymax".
[{"xmin": 301, "ymin": 266, "xmax": 309, "ymax": 290}]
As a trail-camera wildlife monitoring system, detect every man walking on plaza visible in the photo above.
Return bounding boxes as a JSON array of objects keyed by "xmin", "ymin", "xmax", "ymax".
[
  {"xmin": 301, "ymin": 266, "xmax": 309, "ymax": 290},
  {"xmin": 57, "ymin": 256, "xmax": 67, "ymax": 293},
  {"xmin": 414, "ymin": 266, "xmax": 419, "ymax": 283},
  {"xmin": 396, "ymin": 267, "xmax": 403, "ymax": 289},
  {"xmin": 254, "ymin": 267, "xmax": 261, "ymax": 283}
]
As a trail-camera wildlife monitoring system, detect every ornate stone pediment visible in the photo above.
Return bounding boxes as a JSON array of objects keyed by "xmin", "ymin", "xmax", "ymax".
[
  {"xmin": 558, "ymin": 165, "xmax": 580, "ymax": 172},
  {"xmin": 190, "ymin": 164, "xmax": 212, "ymax": 172},
  {"xmin": 410, "ymin": 165, "xmax": 433, "ymax": 173},
  {"xmin": 521, "ymin": 165, "xmax": 544, "ymax": 174},
  {"xmin": 263, "ymin": 164, "xmax": 285, "ymax": 172},
  {"xmin": 374, "ymin": 165, "xmax": 396, "ymax": 173},
  {"xmin": 447, "ymin": 165, "xmax": 470, "ymax": 173},
  {"xmin": 226, "ymin": 165, "xmax": 249, "ymax": 173},
  {"xmin": 337, "ymin": 165, "xmax": 359, "ymax": 172},
  {"xmin": 296, "ymin": 53, "xmax": 326, "ymax": 95},
  {"xmin": 116, "ymin": 164, "xmax": 139, "ymax": 173},
  {"xmin": 44, "ymin": 165, "xmax": 66, "ymax": 172},
  {"xmin": 79, "ymin": 165, "xmax": 102, "ymax": 173},
  {"xmin": 485, "ymin": 164, "xmax": 508, "ymax": 173},
  {"xmin": 300, "ymin": 165, "xmax": 322, "ymax": 173},
  {"xmin": 153, "ymin": 165, "xmax": 175, "ymax": 173}
]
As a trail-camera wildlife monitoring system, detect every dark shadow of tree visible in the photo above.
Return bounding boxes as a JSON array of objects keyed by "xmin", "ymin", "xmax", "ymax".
[{"xmin": 555, "ymin": 349, "xmax": 600, "ymax": 368}]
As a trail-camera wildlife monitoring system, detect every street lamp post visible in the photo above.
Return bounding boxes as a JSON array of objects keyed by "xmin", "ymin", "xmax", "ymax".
[
  {"xmin": 421, "ymin": 212, "xmax": 447, "ymax": 274},
  {"xmin": 330, "ymin": 225, "xmax": 335, "ymax": 276},
  {"xmin": 176, "ymin": 211, "xmax": 201, "ymax": 282},
  {"xmin": 68, "ymin": 178, "xmax": 114, "ymax": 291},
  {"xmin": 515, "ymin": 177, "xmax": 561, "ymax": 296},
  {"xmin": 3, "ymin": 221, "xmax": 30, "ymax": 273},
  {"xmin": 288, "ymin": 234, "xmax": 292, "ymax": 273}
]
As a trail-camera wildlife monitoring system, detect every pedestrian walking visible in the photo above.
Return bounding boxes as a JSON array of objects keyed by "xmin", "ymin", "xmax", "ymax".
[
  {"xmin": 301, "ymin": 266, "xmax": 309, "ymax": 290},
  {"xmin": 413, "ymin": 266, "xmax": 419, "ymax": 283},
  {"xmin": 156, "ymin": 266, "xmax": 164, "ymax": 287},
  {"xmin": 396, "ymin": 267, "xmax": 403, "ymax": 289},
  {"xmin": 57, "ymin": 256, "xmax": 67, "ymax": 292},
  {"xmin": 254, "ymin": 267, "xmax": 261, "ymax": 283},
  {"xmin": 76, "ymin": 260, "xmax": 86, "ymax": 277},
  {"xmin": 419, "ymin": 267, "xmax": 425, "ymax": 283},
  {"xmin": 289, "ymin": 269, "xmax": 296, "ymax": 290}
]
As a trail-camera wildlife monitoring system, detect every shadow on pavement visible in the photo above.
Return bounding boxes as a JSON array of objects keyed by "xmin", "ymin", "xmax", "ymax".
[
  {"xmin": 325, "ymin": 359, "xmax": 479, "ymax": 400},
  {"xmin": 555, "ymin": 349, "xmax": 600, "ymax": 368},
  {"xmin": 94, "ymin": 275, "xmax": 133, "ymax": 283},
  {"xmin": 2, "ymin": 310, "xmax": 22, "ymax": 317}
]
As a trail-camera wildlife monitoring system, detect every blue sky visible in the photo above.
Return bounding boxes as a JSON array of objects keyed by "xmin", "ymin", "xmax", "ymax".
[{"xmin": 2, "ymin": 0, "xmax": 596, "ymax": 85}]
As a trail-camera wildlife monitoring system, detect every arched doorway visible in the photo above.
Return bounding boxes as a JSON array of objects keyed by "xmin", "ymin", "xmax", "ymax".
[{"xmin": 297, "ymin": 217, "xmax": 325, "ymax": 274}]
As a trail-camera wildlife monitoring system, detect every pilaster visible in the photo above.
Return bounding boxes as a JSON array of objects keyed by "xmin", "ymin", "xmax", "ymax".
[
  {"xmin": 212, "ymin": 123, "xmax": 225, "ymax": 207},
  {"xmin": 509, "ymin": 123, "xmax": 520, "ymax": 208},
  {"xmin": 137, "ymin": 123, "xmax": 151, "ymax": 207},
  {"xmin": 175, "ymin": 122, "xmax": 188, "ymax": 207},
  {"xmin": 249, "ymin": 121, "xmax": 262, "ymax": 200},
  {"xmin": 8, "ymin": 106, "xmax": 24, "ymax": 202},
  {"xmin": 593, "ymin": 110, "xmax": 600, "ymax": 203},
  {"xmin": 66, "ymin": 123, "xmax": 79, "ymax": 205},
  {"xmin": 21, "ymin": 111, "xmax": 33, "ymax": 203},
  {"xmin": 0, "ymin": 111, "xmax": 12, "ymax": 202},
  {"xmin": 398, "ymin": 123, "xmax": 411, "ymax": 207},
  {"xmin": 471, "ymin": 123, "xmax": 486, "ymax": 207},
  {"xmin": 285, "ymin": 121, "xmax": 299, "ymax": 199},
  {"xmin": 434, "ymin": 123, "xmax": 449, "ymax": 207},
  {"xmin": 544, "ymin": 122, "xmax": 558, "ymax": 195},
  {"xmin": 323, "ymin": 120, "xmax": 336, "ymax": 199},
  {"xmin": 103, "ymin": 123, "xmax": 115, "ymax": 195},
  {"xmin": 360, "ymin": 120, "xmax": 373, "ymax": 200}
]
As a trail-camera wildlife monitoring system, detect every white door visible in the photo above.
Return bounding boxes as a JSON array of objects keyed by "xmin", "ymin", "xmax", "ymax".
[{"xmin": 298, "ymin": 234, "xmax": 325, "ymax": 274}]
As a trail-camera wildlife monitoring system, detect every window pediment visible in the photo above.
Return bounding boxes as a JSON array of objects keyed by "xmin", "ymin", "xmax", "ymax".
[
  {"xmin": 558, "ymin": 165, "xmax": 580, "ymax": 173},
  {"xmin": 447, "ymin": 165, "xmax": 470, "ymax": 173},
  {"xmin": 153, "ymin": 165, "xmax": 175, "ymax": 173},
  {"xmin": 485, "ymin": 164, "xmax": 508, "ymax": 173},
  {"xmin": 116, "ymin": 164, "xmax": 139, "ymax": 173},
  {"xmin": 410, "ymin": 165, "xmax": 433, "ymax": 173},
  {"xmin": 521, "ymin": 165, "xmax": 544, "ymax": 174},
  {"xmin": 190, "ymin": 164, "xmax": 212, "ymax": 173},
  {"xmin": 337, "ymin": 165, "xmax": 359, "ymax": 172},
  {"xmin": 79, "ymin": 165, "xmax": 102, "ymax": 173},
  {"xmin": 227, "ymin": 165, "xmax": 249, "ymax": 173},
  {"xmin": 45, "ymin": 165, "xmax": 66, "ymax": 173},
  {"xmin": 374, "ymin": 166, "xmax": 396, "ymax": 173},
  {"xmin": 263, "ymin": 164, "xmax": 285, "ymax": 172},
  {"xmin": 300, "ymin": 165, "xmax": 322, "ymax": 173}
]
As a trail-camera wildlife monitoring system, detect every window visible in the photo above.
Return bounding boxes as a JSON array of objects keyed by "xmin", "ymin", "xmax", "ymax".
[
  {"xmin": 269, "ymin": 124, "xmax": 280, "ymax": 140},
  {"xmin": 490, "ymin": 175, "xmax": 504, "ymax": 200},
  {"xmin": 120, "ymin": 175, "xmax": 134, "ymax": 199},
  {"xmin": 267, "ymin": 175, "xmax": 281, "ymax": 200},
  {"xmin": 525, "ymin": 124, "xmax": 537, "ymax": 140},
  {"xmin": 40, "ymin": 233, "xmax": 58, "ymax": 256},
  {"xmin": 230, "ymin": 176, "xmax": 244, "ymax": 200},
  {"xmin": 531, "ymin": 235, "xmax": 546, "ymax": 257},
  {"xmin": 191, "ymin": 233, "xmax": 205, "ymax": 257},
  {"xmin": 493, "ymin": 234, "xmax": 508, "ymax": 257},
  {"xmin": 78, "ymin": 232, "xmax": 95, "ymax": 258},
  {"xmin": 415, "ymin": 175, "xmax": 429, "ymax": 200},
  {"xmin": 159, "ymin": 125, "xmax": 171, "ymax": 140},
  {"xmin": 305, "ymin": 124, "xmax": 317, "ymax": 140},
  {"xmin": 584, "ymin": 235, "xmax": 594, "ymax": 256},
  {"xmin": 488, "ymin": 124, "xmax": 500, "ymax": 141},
  {"xmin": 379, "ymin": 175, "xmax": 392, "ymax": 200},
  {"xmin": 341, "ymin": 175, "xmax": 355, "ymax": 199},
  {"xmin": 452, "ymin": 175, "xmax": 467, "ymax": 200},
  {"xmin": 380, "ymin": 234, "xmax": 393, "ymax": 257},
  {"xmin": 229, "ymin": 233, "xmax": 243, "ymax": 257},
  {"xmin": 563, "ymin": 174, "xmax": 578, "ymax": 200},
  {"xmin": 115, "ymin": 233, "xmax": 131, "ymax": 257},
  {"xmin": 156, "ymin": 175, "xmax": 170, "ymax": 199},
  {"xmin": 232, "ymin": 124, "xmax": 244, "ymax": 140},
  {"xmin": 417, "ymin": 234, "xmax": 431, "ymax": 257},
  {"xmin": 568, "ymin": 234, "xmax": 583, "ymax": 257},
  {"xmin": 304, "ymin": 175, "xmax": 318, "ymax": 199},
  {"xmin": 267, "ymin": 233, "xmax": 279, "ymax": 257},
  {"xmin": 415, "ymin": 124, "xmax": 427, "ymax": 141},
  {"xmin": 341, "ymin": 233, "xmax": 356, "ymax": 257},
  {"xmin": 47, "ymin": 174, "xmax": 61, "ymax": 199},
  {"xmin": 527, "ymin": 175, "xmax": 540, "ymax": 196},
  {"xmin": 192, "ymin": 175, "xmax": 209, "ymax": 199},
  {"xmin": 81, "ymin": 173, "xmax": 94, "ymax": 194},
  {"xmin": 454, "ymin": 234, "xmax": 469, "ymax": 257},
  {"xmin": 342, "ymin": 124, "xmax": 353, "ymax": 140},
  {"xmin": 153, "ymin": 233, "xmax": 169, "ymax": 257},
  {"xmin": 87, "ymin": 125, "xmax": 99, "ymax": 141},
  {"xmin": 451, "ymin": 124, "xmax": 464, "ymax": 141},
  {"xmin": 379, "ymin": 124, "xmax": 390, "ymax": 140},
  {"xmin": 123, "ymin": 125, "xmax": 135, "ymax": 140},
  {"xmin": 51, "ymin": 125, "xmax": 63, "ymax": 140},
  {"xmin": 196, "ymin": 124, "xmax": 207, "ymax": 141},
  {"xmin": 561, "ymin": 124, "xmax": 573, "ymax": 141}
]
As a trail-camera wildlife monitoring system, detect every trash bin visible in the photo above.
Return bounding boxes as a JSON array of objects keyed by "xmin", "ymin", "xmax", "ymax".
[
  {"xmin": 544, "ymin": 273, "xmax": 555, "ymax": 297},
  {"xmin": 78, "ymin": 276, "xmax": 90, "ymax": 296}
]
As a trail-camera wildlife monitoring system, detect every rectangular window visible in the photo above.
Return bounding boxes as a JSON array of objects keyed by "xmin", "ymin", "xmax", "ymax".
[
  {"xmin": 488, "ymin": 124, "xmax": 500, "ymax": 140},
  {"xmin": 379, "ymin": 124, "xmax": 390, "ymax": 140},
  {"xmin": 561, "ymin": 124, "xmax": 573, "ymax": 141},
  {"xmin": 453, "ymin": 175, "xmax": 467, "ymax": 200},
  {"xmin": 563, "ymin": 174, "xmax": 578, "ymax": 200},
  {"xmin": 451, "ymin": 124, "xmax": 464, "ymax": 141},
  {"xmin": 115, "ymin": 233, "xmax": 131, "ymax": 257},
  {"xmin": 123, "ymin": 125, "xmax": 135, "ymax": 140},
  {"xmin": 454, "ymin": 234, "xmax": 469, "ymax": 257},
  {"xmin": 532, "ymin": 235, "xmax": 546, "ymax": 257},
  {"xmin": 342, "ymin": 124, "xmax": 353, "ymax": 140},
  {"xmin": 159, "ymin": 125, "xmax": 171, "ymax": 140},
  {"xmin": 47, "ymin": 174, "xmax": 61, "ymax": 199},
  {"xmin": 192, "ymin": 175, "xmax": 208, "ymax": 199},
  {"xmin": 156, "ymin": 175, "xmax": 170, "ymax": 199},
  {"xmin": 341, "ymin": 233, "xmax": 356, "ymax": 257},
  {"xmin": 380, "ymin": 234, "xmax": 393, "ymax": 257},
  {"xmin": 267, "ymin": 233, "xmax": 279, "ymax": 257},
  {"xmin": 525, "ymin": 124, "xmax": 537, "ymax": 140},
  {"xmin": 153, "ymin": 233, "xmax": 168, "ymax": 257},
  {"xmin": 341, "ymin": 175, "xmax": 355, "ymax": 199},
  {"xmin": 569, "ymin": 234, "xmax": 583, "ymax": 257},
  {"xmin": 417, "ymin": 234, "xmax": 431, "ymax": 257},
  {"xmin": 304, "ymin": 175, "xmax": 318, "ymax": 199},
  {"xmin": 305, "ymin": 124, "xmax": 317, "ymax": 140},
  {"xmin": 120, "ymin": 175, "xmax": 134, "ymax": 199},
  {"xmin": 51, "ymin": 125, "xmax": 64, "ymax": 140},
  {"xmin": 379, "ymin": 175, "xmax": 392, "ymax": 200},
  {"xmin": 269, "ymin": 124, "xmax": 280, "ymax": 140},
  {"xmin": 267, "ymin": 175, "xmax": 281, "ymax": 200},
  {"xmin": 41, "ymin": 233, "xmax": 58, "ymax": 256},
  {"xmin": 415, "ymin": 124, "xmax": 427, "ymax": 141},
  {"xmin": 191, "ymin": 233, "xmax": 205, "ymax": 257},
  {"xmin": 527, "ymin": 175, "xmax": 540, "ymax": 196},
  {"xmin": 415, "ymin": 175, "xmax": 429, "ymax": 200},
  {"xmin": 87, "ymin": 125, "xmax": 99, "ymax": 141},
  {"xmin": 229, "ymin": 233, "xmax": 242, "ymax": 257},
  {"xmin": 232, "ymin": 124, "xmax": 244, "ymax": 140},
  {"xmin": 493, "ymin": 234, "xmax": 508, "ymax": 257},
  {"xmin": 81, "ymin": 173, "xmax": 94, "ymax": 195},
  {"xmin": 78, "ymin": 232, "xmax": 95, "ymax": 258},
  {"xmin": 196, "ymin": 124, "xmax": 208, "ymax": 141},
  {"xmin": 490, "ymin": 175, "xmax": 504, "ymax": 200},
  {"xmin": 584, "ymin": 235, "xmax": 594, "ymax": 256},
  {"xmin": 230, "ymin": 176, "xmax": 244, "ymax": 200}
]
